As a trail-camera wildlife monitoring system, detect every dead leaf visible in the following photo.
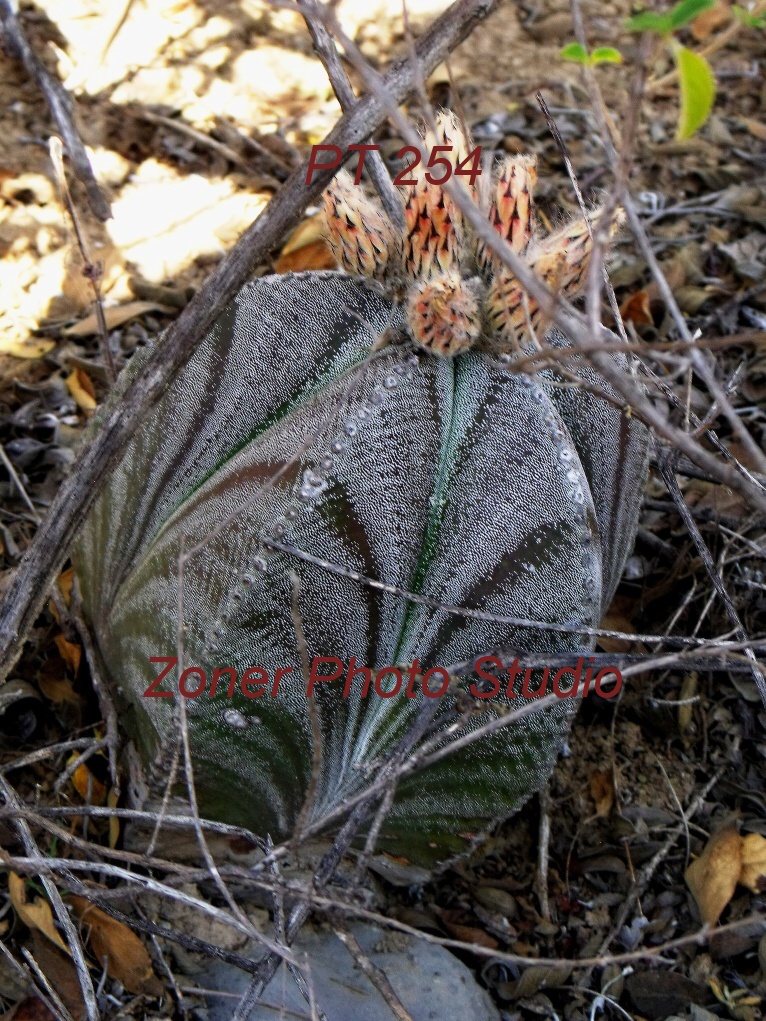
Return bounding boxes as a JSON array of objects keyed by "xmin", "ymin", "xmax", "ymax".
[
  {"xmin": 274, "ymin": 239, "xmax": 336, "ymax": 273},
  {"xmin": 439, "ymin": 910, "xmax": 499, "ymax": 950},
  {"xmin": 38, "ymin": 674, "xmax": 78, "ymax": 706},
  {"xmin": 2, "ymin": 996, "xmax": 58, "ymax": 1020},
  {"xmin": 70, "ymin": 761, "xmax": 107, "ymax": 806},
  {"xmin": 63, "ymin": 301, "xmax": 175, "ymax": 337},
  {"xmin": 54, "ymin": 635, "xmax": 81, "ymax": 675},
  {"xmin": 625, "ymin": 971, "xmax": 713, "ymax": 1019},
  {"xmin": 0, "ymin": 337, "xmax": 56, "ymax": 360},
  {"xmin": 65, "ymin": 368, "xmax": 97, "ymax": 413},
  {"xmin": 740, "ymin": 118, "xmax": 766, "ymax": 143},
  {"xmin": 29, "ymin": 930, "xmax": 85, "ymax": 1021},
  {"xmin": 685, "ymin": 825, "xmax": 742, "ymax": 924},
  {"xmin": 69, "ymin": 897, "xmax": 163, "ymax": 996},
  {"xmin": 620, "ymin": 290, "xmax": 654, "ymax": 326},
  {"xmin": 589, "ymin": 769, "xmax": 614, "ymax": 817},
  {"xmin": 9, "ymin": 874, "xmax": 69, "ymax": 955},
  {"xmin": 275, "ymin": 215, "xmax": 337, "ymax": 273},
  {"xmin": 58, "ymin": 568, "xmax": 74, "ymax": 606},
  {"xmin": 740, "ymin": 833, "xmax": 766, "ymax": 893},
  {"xmin": 690, "ymin": 0, "xmax": 731, "ymax": 39},
  {"xmin": 108, "ymin": 787, "xmax": 120, "ymax": 849},
  {"xmin": 598, "ymin": 596, "xmax": 642, "ymax": 654},
  {"xmin": 38, "ymin": 654, "xmax": 81, "ymax": 706}
]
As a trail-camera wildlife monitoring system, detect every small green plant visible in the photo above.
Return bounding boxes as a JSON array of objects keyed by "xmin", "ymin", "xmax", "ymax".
[
  {"xmin": 625, "ymin": 0, "xmax": 717, "ymax": 139},
  {"xmin": 560, "ymin": 42, "xmax": 624, "ymax": 66},
  {"xmin": 732, "ymin": 3, "xmax": 766, "ymax": 27},
  {"xmin": 561, "ymin": 0, "xmax": 733, "ymax": 142}
]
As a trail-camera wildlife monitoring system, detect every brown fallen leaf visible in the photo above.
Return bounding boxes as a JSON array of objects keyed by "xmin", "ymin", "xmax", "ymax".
[
  {"xmin": 65, "ymin": 368, "xmax": 97, "ymax": 413},
  {"xmin": 70, "ymin": 760, "xmax": 107, "ymax": 806},
  {"xmin": 9, "ymin": 874, "xmax": 69, "ymax": 955},
  {"xmin": 685, "ymin": 824, "xmax": 742, "ymax": 924},
  {"xmin": 69, "ymin": 897, "xmax": 163, "ymax": 996},
  {"xmin": 58, "ymin": 568, "xmax": 74, "ymax": 606},
  {"xmin": 29, "ymin": 930, "xmax": 85, "ymax": 1021},
  {"xmin": 38, "ymin": 673, "xmax": 79, "ymax": 706},
  {"xmin": 620, "ymin": 289, "xmax": 654, "ymax": 326},
  {"xmin": 0, "ymin": 337, "xmax": 56, "ymax": 360},
  {"xmin": 54, "ymin": 634, "xmax": 81, "ymax": 675},
  {"xmin": 740, "ymin": 833, "xmax": 766, "ymax": 893},
  {"xmin": 2, "ymin": 996, "xmax": 58, "ymax": 1020},
  {"xmin": 275, "ymin": 214, "xmax": 337, "ymax": 273},
  {"xmin": 740, "ymin": 118, "xmax": 766, "ymax": 143},
  {"xmin": 438, "ymin": 909, "xmax": 499, "ymax": 950},
  {"xmin": 63, "ymin": 301, "xmax": 176, "ymax": 338},
  {"xmin": 690, "ymin": 0, "xmax": 731, "ymax": 39},
  {"xmin": 274, "ymin": 239, "xmax": 337, "ymax": 273},
  {"xmin": 589, "ymin": 769, "xmax": 614, "ymax": 817}
]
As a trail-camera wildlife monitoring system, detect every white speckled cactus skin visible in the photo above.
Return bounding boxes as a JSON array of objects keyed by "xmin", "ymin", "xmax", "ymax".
[{"xmin": 73, "ymin": 271, "xmax": 648, "ymax": 864}]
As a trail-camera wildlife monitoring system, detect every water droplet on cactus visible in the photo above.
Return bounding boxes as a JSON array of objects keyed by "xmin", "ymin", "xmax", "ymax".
[{"xmin": 223, "ymin": 709, "xmax": 248, "ymax": 729}]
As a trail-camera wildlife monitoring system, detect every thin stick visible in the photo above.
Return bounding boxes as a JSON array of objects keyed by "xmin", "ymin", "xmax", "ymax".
[
  {"xmin": 659, "ymin": 454, "xmax": 766, "ymax": 709},
  {"xmin": 334, "ymin": 924, "xmax": 415, "ymax": 1021},
  {"xmin": 49, "ymin": 137, "xmax": 116, "ymax": 382},
  {"xmin": 534, "ymin": 783, "xmax": 552, "ymax": 921},
  {"xmin": 298, "ymin": 0, "xmax": 404, "ymax": 227},
  {"xmin": 0, "ymin": 0, "xmax": 110, "ymax": 221},
  {"xmin": 0, "ymin": 443, "xmax": 41, "ymax": 523},
  {"xmin": 0, "ymin": 774, "xmax": 99, "ymax": 1021},
  {"xmin": 70, "ymin": 579, "xmax": 121, "ymax": 793}
]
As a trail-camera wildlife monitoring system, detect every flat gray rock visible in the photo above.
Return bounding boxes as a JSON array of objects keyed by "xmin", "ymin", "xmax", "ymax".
[{"xmin": 202, "ymin": 921, "xmax": 500, "ymax": 1021}]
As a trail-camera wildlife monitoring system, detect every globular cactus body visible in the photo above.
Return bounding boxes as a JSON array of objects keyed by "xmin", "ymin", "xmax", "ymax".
[{"xmin": 74, "ymin": 272, "xmax": 647, "ymax": 864}]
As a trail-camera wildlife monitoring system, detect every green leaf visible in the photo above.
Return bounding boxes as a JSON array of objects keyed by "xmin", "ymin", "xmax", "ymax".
[
  {"xmin": 732, "ymin": 4, "xmax": 766, "ymax": 27},
  {"xmin": 674, "ymin": 42, "xmax": 716, "ymax": 138},
  {"xmin": 591, "ymin": 46, "xmax": 624, "ymax": 63},
  {"xmin": 668, "ymin": 0, "xmax": 717, "ymax": 29},
  {"xmin": 560, "ymin": 41, "xmax": 590, "ymax": 63},
  {"xmin": 625, "ymin": 11, "xmax": 673, "ymax": 33}
]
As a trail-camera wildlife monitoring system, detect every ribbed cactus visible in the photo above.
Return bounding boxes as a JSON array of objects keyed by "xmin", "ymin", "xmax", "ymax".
[{"xmin": 73, "ymin": 117, "xmax": 649, "ymax": 864}]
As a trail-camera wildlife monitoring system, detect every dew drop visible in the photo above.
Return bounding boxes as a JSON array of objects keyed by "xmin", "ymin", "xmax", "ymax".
[
  {"xmin": 223, "ymin": 709, "xmax": 248, "ymax": 729},
  {"xmin": 285, "ymin": 506, "xmax": 298, "ymax": 521},
  {"xmin": 321, "ymin": 455, "xmax": 334, "ymax": 470},
  {"xmin": 331, "ymin": 437, "xmax": 346, "ymax": 453},
  {"xmin": 272, "ymin": 523, "xmax": 285, "ymax": 539}
]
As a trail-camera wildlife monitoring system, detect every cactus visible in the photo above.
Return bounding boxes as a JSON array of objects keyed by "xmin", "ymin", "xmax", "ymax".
[{"xmin": 72, "ymin": 117, "xmax": 649, "ymax": 865}]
